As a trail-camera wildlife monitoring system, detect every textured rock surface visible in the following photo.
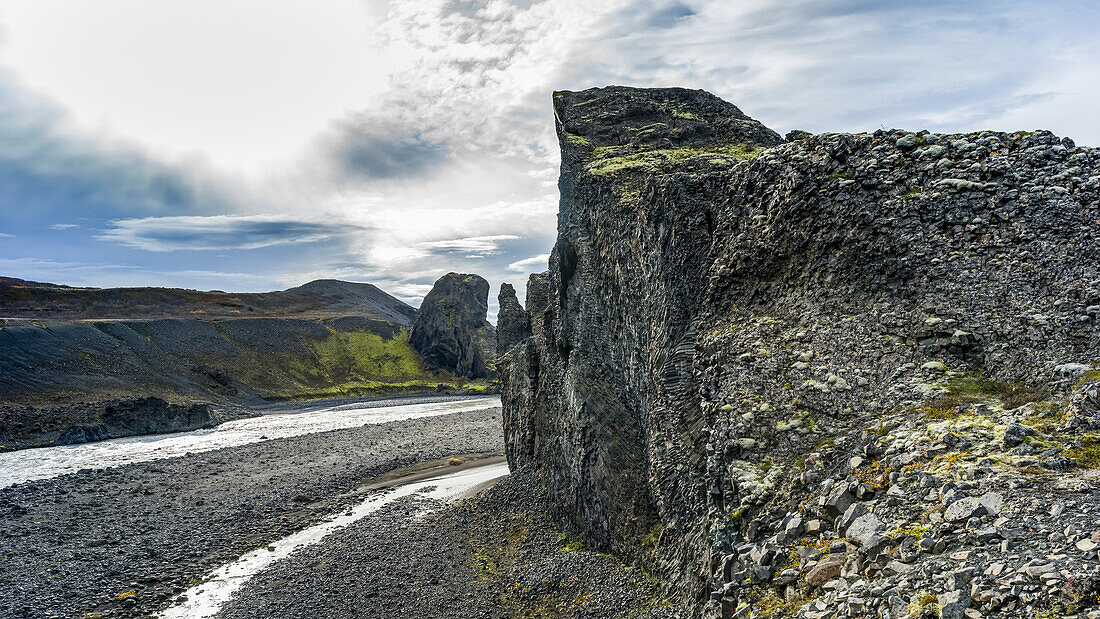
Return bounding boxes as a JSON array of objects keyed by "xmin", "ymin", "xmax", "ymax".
[
  {"xmin": 410, "ymin": 273, "xmax": 495, "ymax": 379},
  {"xmin": 496, "ymin": 283, "xmax": 531, "ymax": 356},
  {"xmin": 500, "ymin": 86, "xmax": 1100, "ymax": 618}
]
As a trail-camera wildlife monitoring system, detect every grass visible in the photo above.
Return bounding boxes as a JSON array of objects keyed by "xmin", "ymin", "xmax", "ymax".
[
  {"xmin": 641, "ymin": 523, "xmax": 662, "ymax": 554},
  {"xmin": 586, "ymin": 143, "xmax": 764, "ymax": 176},
  {"xmin": 212, "ymin": 325, "xmax": 494, "ymax": 401},
  {"xmin": 919, "ymin": 372, "xmax": 1049, "ymax": 420},
  {"xmin": 1066, "ymin": 433, "xmax": 1100, "ymax": 469},
  {"xmin": 559, "ymin": 532, "xmax": 588, "ymax": 552}
]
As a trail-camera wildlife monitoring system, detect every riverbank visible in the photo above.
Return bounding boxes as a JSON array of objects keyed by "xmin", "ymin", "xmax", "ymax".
[
  {"xmin": 0, "ymin": 407, "xmax": 504, "ymax": 619},
  {"xmin": 215, "ymin": 466, "xmax": 684, "ymax": 618}
]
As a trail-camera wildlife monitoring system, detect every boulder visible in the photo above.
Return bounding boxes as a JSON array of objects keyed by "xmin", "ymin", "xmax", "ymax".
[{"xmin": 944, "ymin": 497, "xmax": 987, "ymax": 523}]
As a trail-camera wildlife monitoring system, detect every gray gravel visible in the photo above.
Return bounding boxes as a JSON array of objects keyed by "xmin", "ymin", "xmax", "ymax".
[
  {"xmin": 0, "ymin": 406, "xmax": 504, "ymax": 619},
  {"xmin": 217, "ymin": 467, "xmax": 684, "ymax": 618}
]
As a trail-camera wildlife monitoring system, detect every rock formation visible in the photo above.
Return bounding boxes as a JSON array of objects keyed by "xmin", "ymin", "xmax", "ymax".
[
  {"xmin": 499, "ymin": 86, "xmax": 1100, "ymax": 618},
  {"xmin": 410, "ymin": 273, "xmax": 494, "ymax": 379},
  {"xmin": 496, "ymin": 283, "xmax": 531, "ymax": 356}
]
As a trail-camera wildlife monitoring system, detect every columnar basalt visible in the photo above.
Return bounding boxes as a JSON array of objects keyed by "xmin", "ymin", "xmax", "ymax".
[{"xmin": 500, "ymin": 86, "xmax": 1100, "ymax": 618}]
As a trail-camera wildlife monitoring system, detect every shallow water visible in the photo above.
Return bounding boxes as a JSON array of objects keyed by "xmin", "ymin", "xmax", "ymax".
[
  {"xmin": 0, "ymin": 396, "xmax": 501, "ymax": 488},
  {"xmin": 159, "ymin": 461, "xmax": 511, "ymax": 619}
]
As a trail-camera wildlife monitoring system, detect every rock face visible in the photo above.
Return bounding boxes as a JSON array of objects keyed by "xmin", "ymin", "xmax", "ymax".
[
  {"xmin": 496, "ymin": 283, "xmax": 531, "ymax": 356},
  {"xmin": 0, "ymin": 398, "xmax": 250, "ymax": 449},
  {"xmin": 410, "ymin": 273, "xmax": 494, "ymax": 379},
  {"xmin": 499, "ymin": 86, "xmax": 1100, "ymax": 617}
]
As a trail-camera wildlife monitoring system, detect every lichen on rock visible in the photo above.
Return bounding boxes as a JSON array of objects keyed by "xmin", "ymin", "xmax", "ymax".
[{"xmin": 500, "ymin": 85, "xmax": 1100, "ymax": 618}]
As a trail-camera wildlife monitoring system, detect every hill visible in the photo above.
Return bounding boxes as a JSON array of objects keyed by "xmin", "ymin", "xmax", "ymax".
[{"xmin": 0, "ymin": 278, "xmax": 417, "ymax": 324}]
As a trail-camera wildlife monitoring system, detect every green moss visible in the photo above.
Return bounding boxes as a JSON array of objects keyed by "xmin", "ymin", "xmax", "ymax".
[
  {"xmin": 1076, "ymin": 369, "xmax": 1100, "ymax": 389},
  {"xmin": 887, "ymin": 524, "xmax": 930, "ymax": 544},
  {"xmin": 586, "ymin": 143, "xmax": 764, "ymax": 176},
  {"xmin": 641, "ymin": 523, "xmax": 663, "ymax": 551},
  {"xmin": 566, "ymin": 133, "xmax": 591, "ymax": 148},
  {"xmin": 1066, "ymin": 433, "xmax": 1100, "ymax": 469},
  {"xmin": 908, "ymin": 591, "xmax": 941, "ymax": 618},
  {"xmin": 559, "ymin": 533, "xmax": 588, "ymax": 552},
  {"xmin": 920, "ymin": 372, "xmax": 1049, "ymax": 420}
]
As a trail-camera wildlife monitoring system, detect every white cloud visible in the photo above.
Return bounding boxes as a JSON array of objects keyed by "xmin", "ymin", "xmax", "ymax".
[
  {"xmin": 3, "ymin": 0, "xmax": 1100, "ymax": 319},
  {"xmin": 419, "ymin": 235, "xmax": 521, "ymax": 255},
  {"xmin": 0, "ymin": 257, "xmax": 278, "ymax": 290},
  {"xmin": 98, "ymin": 214, "xmax": 356, "ymax": 252},
  {"xmin": 507, "ymin": 253, "xmax": 550, "ymax": 273},
  {"xmin": 48, "ymin": 223, "xmax": 79, "ymax": 230}
]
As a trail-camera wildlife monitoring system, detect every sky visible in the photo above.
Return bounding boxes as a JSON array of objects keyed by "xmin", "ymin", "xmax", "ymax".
[{"xmin": 1, "ymin": 0, "xmax": 1098, "ymax": 319}]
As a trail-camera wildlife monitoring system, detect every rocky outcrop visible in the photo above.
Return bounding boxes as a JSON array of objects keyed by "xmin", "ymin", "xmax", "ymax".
[
  {"xmin": 496, "ymin": 283, "xmax": 531, "ymax": 356},
  {"xmin": 410, "ymin": 273, "xmax": 494, "ymax": 379},
  {"xmin": 500, "ymin": 85, "xmax": 1100, "ymax": 618},
  {"xmin": 0, "ymin": 397, "xmax": 252, "ymax": 450}
]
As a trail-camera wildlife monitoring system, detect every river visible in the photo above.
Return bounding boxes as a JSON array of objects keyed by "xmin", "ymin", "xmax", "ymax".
[{"xmin": 0, "ymin": 395, "xmax": 501, "ymax": 488}]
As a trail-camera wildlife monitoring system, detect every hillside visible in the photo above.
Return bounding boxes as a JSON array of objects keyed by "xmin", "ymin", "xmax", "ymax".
[
  {"xmin": 0, "ymin": 277, "xmax": 495, "ymax": 450},
  {"xmin": 0, "ymin": 278, "xmax": 417, "ymax": 324},
  {"xmin": 499, "ymin": 86, "xmax": 1100, "ymax": 618}
]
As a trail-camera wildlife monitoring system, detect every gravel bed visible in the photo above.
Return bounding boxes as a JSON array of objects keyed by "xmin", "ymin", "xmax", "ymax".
[
  {"xmin": 218, "ymin": 468, "xmax": 685, "ymax": 618},
  {"xmin": 0, "ymin": 407, "xmax": 503, "ymax": 619}
]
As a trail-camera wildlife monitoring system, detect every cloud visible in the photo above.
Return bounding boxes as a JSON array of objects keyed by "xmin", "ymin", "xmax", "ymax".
[
  {"xmin": 0, "ymin": 256, "xmax": 279, "ymax": 290},
  {"xmin": 0, "ymin": 232, "xmax": 15, "ymax": 238},
  {"xmin": 574, "ymin": 1, "xmax": 1100, "ymax": 142},
  {"xmin": 0, "ymin": 71, "xmax": 262, "ymax": 224},
  {"xmin": 4, "ymin": 0, "xmax": 1100, "ymax": 321},
  {"xmin": 97, "ymin": 214, "xmax": 357, "ymax": 252},
  {"xmin": 507, "ymin": 253, "xmax": 549, "ymax": 273},
  {"xmin": 48, "ymin": 223, "xmax": 79, "ymax": 230},
  {"xmin": 419, "ymin": 234, "xmax": 521, "ymax": 256},
  {"xmin": 319, "ymin": 116, "xmax": 452, "ymax": 184}
]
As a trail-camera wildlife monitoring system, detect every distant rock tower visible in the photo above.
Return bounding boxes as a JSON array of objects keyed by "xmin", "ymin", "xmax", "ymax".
[
  {"xmin": 409, "ymin": 273, "xmax": 493, "ymax": 379},
  {"xmin": 495, "ymin": 283, "xmax": 531, "ymax": 356}
]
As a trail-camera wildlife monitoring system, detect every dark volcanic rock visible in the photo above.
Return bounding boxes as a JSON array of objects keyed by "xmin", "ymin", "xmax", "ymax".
[
  {"xmin": 0, "ymin": 397, "xmax": 253, "ymax": 450},
  {"xmin": 500, "ymin": 86, "xmax": 1100, "ymax": 615},
  {"xmin": 496, "ymin": 283, "xmax": 531, "ymax": 356},
  {"xmin": 411, "ymin": 273, "xmax": 493, "ymax": 379}
]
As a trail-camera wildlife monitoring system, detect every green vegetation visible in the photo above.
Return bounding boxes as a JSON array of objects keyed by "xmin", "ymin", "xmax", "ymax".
[
  {"xmin": 1066, "ymin": 433, "xmax": 1100, "ymax": 469},
  {"xmin": 641, "ymin": 523, "xmax": 663, "ymax": 553},
  {"xmin": 586, "ymin": 143, "xmax": 764, "ymax": 176},
  {"xmin": 566, "ymin": 133, "xmax": 591, "ymax": 147},
  {"xmin": 220, "ymin": 326, "xmax": 491, "ymax": 401},
  {"xmin": 559, "ymin": 532, "xmax": 588, "ymax": 552},
  {"xmin": 887, "ymin": 524, "xmax": 931, "ymax": 547},
  {"xmin": 907, "ymin": 591, "xmax": 940, "ymax": 618},
  {"xmin": 919, "ymin": 372, "xmax": 1048, "ymax": 420}
]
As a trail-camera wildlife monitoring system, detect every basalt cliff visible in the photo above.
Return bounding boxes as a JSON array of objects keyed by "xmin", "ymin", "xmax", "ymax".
[{"xmin": 499, "ymin": 86, "xmax": 1100, "ymax": 618}]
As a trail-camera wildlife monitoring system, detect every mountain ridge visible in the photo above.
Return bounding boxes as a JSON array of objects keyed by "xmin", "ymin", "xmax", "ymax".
[{"xmin": 0, "ymin": 277, "xmax": 417, "ymax": 324}]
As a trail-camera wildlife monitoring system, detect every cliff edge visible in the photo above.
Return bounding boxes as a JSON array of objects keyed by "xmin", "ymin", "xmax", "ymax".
[{"xmin": 500, "ymin": 86, "xmax": 1100, "ymax": 618}]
